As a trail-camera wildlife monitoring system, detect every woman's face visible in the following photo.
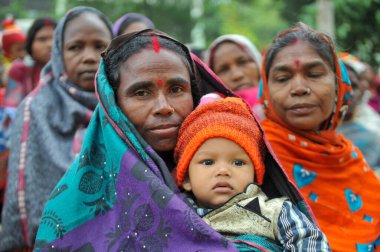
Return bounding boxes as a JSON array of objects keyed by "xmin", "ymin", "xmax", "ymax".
[
  {"xmin": 63, "ymin": 12, "xmax": 112, "ymax": 91},
  {"xmin": 118, "ymin": 48, "xmax": 193, "ymax": 152},
  {"xmin": 32, "ymin": 25, "xmax": 54, "ymax": 64},
  {"xmin": 212, "ymin": 42, "xmax": 260, "ymax": 91},
  {"xmin": 267, "ymin": 40, "xmax": 336, "ymax": 131}
]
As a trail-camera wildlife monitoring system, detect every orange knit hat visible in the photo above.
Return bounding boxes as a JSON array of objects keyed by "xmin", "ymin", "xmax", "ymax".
[{"xmin": 174, "ymin": 97, "xmax": 266, "ymax": 187}]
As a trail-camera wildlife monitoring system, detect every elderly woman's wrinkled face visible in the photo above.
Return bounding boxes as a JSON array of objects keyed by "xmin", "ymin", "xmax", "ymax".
[
  {"xmin": 267, "ymin": 40, "xmax": 336, "ymax": 131},
  {"xmin": 118, "ymin": 48, "xmax": 193, "ymax": 152},
  {"xmin": 63, "ymin": 13, "xmax": 111, "ymax": 91},
  {"xmin": 213, "ymin": 42, "xmax": 260, "ymax": 91}
]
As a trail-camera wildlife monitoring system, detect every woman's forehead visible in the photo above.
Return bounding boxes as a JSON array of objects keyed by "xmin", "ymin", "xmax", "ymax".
[
  {"xmin": 271, "ymin": 41, "xmax": 322, "ymax": 66},
  {"xmin": 123, "ymin": 48, "xmax": 190, "ymax": 73}
]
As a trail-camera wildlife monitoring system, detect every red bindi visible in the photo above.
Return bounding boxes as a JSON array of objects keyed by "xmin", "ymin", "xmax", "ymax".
[
  {"xmin": 151, "ymin": 36, "xmax": 160, "ymax": 53},
  {"xmin": 290, "ymin": 38, "xmax": 299, "ymax": 46},
  {"xmin": 294, "ymin": 59, "xmax": 301, "ymax": 68},
  {"xmin": 157, "ymin": 79, "xmax": 163, "ymax": 86}
]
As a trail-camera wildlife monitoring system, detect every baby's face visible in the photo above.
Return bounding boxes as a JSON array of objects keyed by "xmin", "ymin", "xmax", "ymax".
[{"xmin": 182, "ymin": 137, "xmax": 255, "ymax": 208}]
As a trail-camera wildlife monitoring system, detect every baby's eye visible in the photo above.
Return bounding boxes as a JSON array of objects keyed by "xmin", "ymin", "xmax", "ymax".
[
  {"xmin": 201, "ymin": 159, "xmax": 214, "ymax": 166},
  {"xmin": 232, "ymin": 160, "xmax": 245, "ymax": 166}
]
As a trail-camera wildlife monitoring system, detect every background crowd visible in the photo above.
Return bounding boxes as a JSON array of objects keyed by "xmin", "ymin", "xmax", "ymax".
[{"xmin": 0, "ymin": 1, "xmax": 380, "ymax": 252}]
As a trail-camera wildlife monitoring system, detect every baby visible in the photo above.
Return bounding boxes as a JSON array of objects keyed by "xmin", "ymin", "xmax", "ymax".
[{"xmin": 174, "ymin": 97, "xmax": 331, "ymax": 251}]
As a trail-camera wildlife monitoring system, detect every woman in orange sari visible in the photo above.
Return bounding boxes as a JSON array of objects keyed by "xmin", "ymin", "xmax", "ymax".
[{"xmin": 260, "ymin": 22, "xmax": 380, "ymax": 251}]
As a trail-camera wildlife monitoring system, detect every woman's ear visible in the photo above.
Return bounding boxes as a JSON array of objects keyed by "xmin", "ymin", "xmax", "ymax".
[{"xmin": 182, "ymin": 177, "xmax": 192, "ymax": 192}]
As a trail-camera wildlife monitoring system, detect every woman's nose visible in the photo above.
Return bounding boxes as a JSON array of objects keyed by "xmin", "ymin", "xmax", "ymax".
[
  {"xmin": 230, "ymin": 65, "xmax": 244, "ymax": 81},
  {"xmin": 153, "ymin": 93, "xmax": 174, "ymax": 116},
  {"xmin": 290, "ymin": 76, "xmax": 309, "ymax": 96},
  {"xmin": 83, "ymin": 47, "xmax": 99, "ymax": 63}
]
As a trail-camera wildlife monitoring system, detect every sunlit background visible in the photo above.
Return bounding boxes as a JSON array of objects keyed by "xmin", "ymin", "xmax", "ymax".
[{"xmin": 1, "ymin": 0, "xmax": 379, "ymax": 69}]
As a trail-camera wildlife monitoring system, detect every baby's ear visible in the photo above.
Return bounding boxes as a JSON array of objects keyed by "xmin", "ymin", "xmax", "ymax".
[{"xmin": 182, "ymin": 177, "xmax": 192, "ymax": 192}]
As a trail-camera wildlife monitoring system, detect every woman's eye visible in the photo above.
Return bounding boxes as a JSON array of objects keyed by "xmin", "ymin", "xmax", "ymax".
[
  {"xmin": 170, "ymin": 86, "xmax": 184, "ymax": 94},
  {"xmin": 308, "ymin": 72, "xmax": 323, "ymax": 78},
  {"xmin": 36, "ymin": 37, "xmax": 48, "ymax": 43},
  {"xmin": 134, "ymin": 90, "xmax": 150, "ymax": 97},
  {"xmin": 232, "ymin": 160, "xmax": 245, "ymax": 166},
  {"xmin": 238, "ymin": 58, "xmax": 250, "ymax": 65},
  {"xmin": 96, "ymin": 43, "xmax": 108, "ymax": 51},
  {"xmin": 68, "ymin": 45, "xmax": 81, "ymax": 51},
  {"xmin": 216, "ymin": 66, "xmax": 229, "ymax": 74},
  {"xmin": 201, "ymin": 159, "xmax": 214, "ymax": 166},
  {"xmin": 275, "ymin": 76, "xmax": 290, "ymax": 83}
]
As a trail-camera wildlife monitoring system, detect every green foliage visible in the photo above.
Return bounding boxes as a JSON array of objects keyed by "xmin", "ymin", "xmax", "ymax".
[
  {"xmin": 0, "ymin": 0, "xmax": 28, "ymax": 20},
  {"xmin": 58, "ymin": 0, "xmax": 194, "ymax": 42},
  {"xmin": 1, "ymin": 0, "xmax": 379, "ymax": 69},
  {"xmin": 205, "ymin": 0, "xmax": 287, "ymax": 51},
  {"xmin": 334, "ymin": 0, "xmax": 380, "ymax": 68},
  {"xmin": 2, "ymin": 0, "xmax": 288, "ymax": 52},
  {"xmin": 275, "ymin": 0, "xmax": 380, "ymax": 69}
]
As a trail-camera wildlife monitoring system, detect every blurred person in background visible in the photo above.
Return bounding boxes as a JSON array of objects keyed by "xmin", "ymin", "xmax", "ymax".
[
  {"xmin": 0, "ymin": 16, "xmax": 26, "ymax": 88},
  {"xmin": 0, "ymin": 16, "xmax": 26, "ymax": 226},
  {"xmin": 0, "ymin": 18, "xmax": 56, "ymax": 224},
  {"xmin": 4, "ymin": 17, "xmax": 56, "ymax": 108},
  {"xmin": 337, "ymin": 53, "xmax": 380, "ymax": 177},
  {"xmin": 112, "ymin": 12, "xmax": 154, "ymax": 36},
  {"xmin": 0, "ymin": 6, "xmax": 112, "ymax": 251},
  {"xmin": 338, "ymin": 53, "xmax": 380, "ymax": 134},
  {"xmin": 367, "ymin": 63, "xmax": 380, "ymax": 114},
  {"xmin": 205, "ymin": 34, "xmax": 263, "ymax": 118}
]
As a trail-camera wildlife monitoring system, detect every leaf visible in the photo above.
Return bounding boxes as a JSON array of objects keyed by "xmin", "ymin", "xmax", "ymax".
[
  {"xmin": 134, "ymin": 204, "xmax": 155, "ymax": 232},
  {"xmin": 79, "ymin": 171, "xmax": 103, "ymax": 194},
  {"xmin": 49, "ymin": 184, "xmax": 68, "ymax": 200}
]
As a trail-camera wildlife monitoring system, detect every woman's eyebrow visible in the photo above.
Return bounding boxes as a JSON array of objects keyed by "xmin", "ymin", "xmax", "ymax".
[
  {"xmin": 271, "ymin": 60, "xmax": 326, "ymax": 73},
  {"xmin": 271, "ymin": 64, "xmax": 291, "ymax": 73},
  {"xmin": 167, "ymin": 77, "xmax": 191, "ymax": 86},
  {"xmin": 305, "ymin": 61, "xmax": 326, "ymax": 69},
  {"xmin": 125, "ymin": 81, "xmax": 153, "ymax": 93}
]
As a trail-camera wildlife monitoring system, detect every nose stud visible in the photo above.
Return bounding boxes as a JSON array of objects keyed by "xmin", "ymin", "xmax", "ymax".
[
  {"xmin": 306, "ymin": 87, "xmax": 311, "ymax": 95},
  {"xmin": 170, "ymin": 107, "xmax": 175, "ymax": 113}
]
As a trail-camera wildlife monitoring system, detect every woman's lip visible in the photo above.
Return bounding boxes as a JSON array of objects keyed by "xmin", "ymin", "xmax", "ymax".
[
  {"xmin": 150, "ymin": 126, "xmax": 179, "ymax": 137},
  {"xmin": 151, "ymin": 124, "xmax": 178, "ymax": 130},
  {"xmin": 288, "ymin": 103, "xmax": 315, "ymax": 109},
  {"xmin": 288, "ymin": 104, "xmax": 317, "ymax": 115},
  {"xmin": 80, "ymin": 71, "xmax": 96, "ymax": 79}
]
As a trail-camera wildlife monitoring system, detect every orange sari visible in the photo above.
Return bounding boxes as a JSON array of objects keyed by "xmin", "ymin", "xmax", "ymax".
[{"xmin": 260, "ymin": 46, "xmax": 380, "ymax": 251}]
